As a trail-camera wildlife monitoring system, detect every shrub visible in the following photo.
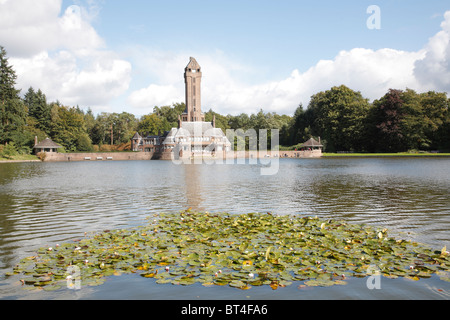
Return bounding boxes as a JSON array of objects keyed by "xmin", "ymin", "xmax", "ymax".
[
  {"xmin": 37, "ymin": 152, "xmax": 47, "ymax": 162},
  {"xmin": 2, "ymin": 143, "xmax": 18, "ymax": 159}
]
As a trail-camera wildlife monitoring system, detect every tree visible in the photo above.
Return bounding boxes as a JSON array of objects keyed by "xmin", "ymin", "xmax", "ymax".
[
  {"xmin": 137, "ymin": 114, "xmax": 166, "ymax": 136},
  {"xmin": 372, "ymin": 89, "xmax": 405, "ymax": 152},
  {"xmin": 308, "ymin": 85, "xmax": 371, "ymax": 152},
  {"xmin": 50, "ymin": 104, "xmax": 92, "ymax": 152},
  {"xmin": 0, "ymin": 46, "xmax": 27, "ymax": 146},
  {"xmin": 24, "ymin": 87, "xmax": 52, "ymax": 134},
  {"xmin": 153, "ymin": 103, "xmax": 186, "ymax": 129},
  {"xmin": 205, "ymin": 109, "xmax": 230, "ymax": 131},
  {"xmin": 371, "ymin": 88, "xmax": 446, "ymax": 152},
  {"xmin": 228, "ymin": 113, "xmax": 250, "ymax": 130},
  {"xmin": 1, "ymin": 142, "xmax": 17, "ymax": 159},
  {"xmin": 290, "ymin": 104, "xmax": 315, "ymax": 146},
  {"xmin": 419, "ymin": 91, "xmax": 449, "ymax": 150},
  {"xmin": 115, "ymin": 112, "xmax": 138, "ymax": 144}
]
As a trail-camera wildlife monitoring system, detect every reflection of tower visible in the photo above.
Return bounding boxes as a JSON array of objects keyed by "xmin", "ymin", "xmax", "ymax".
[
  {"xmin": 183, "ymin": 164, "xmax": 204, "ymax": 211},
  {"xmin": 182, "ymin": 57, "xmax": 205, "ymax": 122}
]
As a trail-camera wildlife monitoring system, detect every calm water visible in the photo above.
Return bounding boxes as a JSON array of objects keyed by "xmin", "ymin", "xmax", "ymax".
[{"xmin": 0, "ymin": 158, "xmax": 449, "ymax": 300}]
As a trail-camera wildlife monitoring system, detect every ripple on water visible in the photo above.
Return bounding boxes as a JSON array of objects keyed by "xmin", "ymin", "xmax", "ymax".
[{"xmin": 0, "ymin": 158, "xmax": 449, "ymax": 299}]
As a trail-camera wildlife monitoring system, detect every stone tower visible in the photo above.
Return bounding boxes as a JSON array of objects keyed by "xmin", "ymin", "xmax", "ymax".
[{"xmin": 182, "ymin": 57, "xmax": 205, "ymax": 122}]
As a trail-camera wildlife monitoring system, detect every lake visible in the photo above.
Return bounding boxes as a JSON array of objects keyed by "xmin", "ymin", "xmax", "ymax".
[{"xmin": 0, "ymin": 157, "xmax": 449, "ymax": 300}]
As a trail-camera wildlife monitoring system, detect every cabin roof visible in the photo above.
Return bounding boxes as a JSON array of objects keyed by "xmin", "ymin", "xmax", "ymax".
[
  {"xmin": 302, "ymin": 138, "xmax": 323, "ymax": 147},
  {"xmin": 33, "ymin": 138, "xmax": 62, "ymax": 149},
  {"xmin": 132, "ymin": 132, "xmax": 142, "ymax": 140}
]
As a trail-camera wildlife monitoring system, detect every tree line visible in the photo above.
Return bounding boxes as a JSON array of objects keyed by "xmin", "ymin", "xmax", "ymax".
[
  {"xmin": 292, "ymin": 85, "xmax": 450, "ymax": 152},
  {"xmin": 1, "ymin": 46, "xmax": 449, "ymax": 157}
]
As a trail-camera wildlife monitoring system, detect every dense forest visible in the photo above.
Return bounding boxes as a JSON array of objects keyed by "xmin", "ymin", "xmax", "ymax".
[{"xmin": 1, "ymin": 46, "xmax": 449, "ymax": 158}]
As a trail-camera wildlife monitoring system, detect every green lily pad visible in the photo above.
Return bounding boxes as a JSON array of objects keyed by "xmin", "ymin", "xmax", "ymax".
[{"xmin": 10, "ymin": 210, "xmax": 450, "ymax": 291}]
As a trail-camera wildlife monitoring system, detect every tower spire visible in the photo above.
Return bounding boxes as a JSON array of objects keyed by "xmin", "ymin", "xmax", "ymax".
[{"xmin": 182, "ymin": 57, "xmax": 205, "ymax": 122}]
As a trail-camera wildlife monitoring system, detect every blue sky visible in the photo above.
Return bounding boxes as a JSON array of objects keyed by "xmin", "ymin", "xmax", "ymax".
[
  {"xmin": 84, "ymin": 1, "xmax": 444, "ymax": 67},
  {"xmin": 2, "ymin": 0, "xmax": 450, "ymax": 116}
]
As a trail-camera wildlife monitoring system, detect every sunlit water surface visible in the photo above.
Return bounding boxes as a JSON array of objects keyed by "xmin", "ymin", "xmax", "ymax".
[{"xmin": 0, "ymin": 158, "xmax": 449, "ymax": 299}]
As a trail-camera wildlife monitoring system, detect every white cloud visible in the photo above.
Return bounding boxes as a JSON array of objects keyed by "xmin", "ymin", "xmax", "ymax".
[
  {"xmin": 127, "ymin": 11, "xmax": 450, "ymax": 117},
  {"xmin": 211, "ymin": 45, "xmax": 426, "ymax": 115},
  {"xmin": 2, "ymin": 0, "xmax": 449, "ymax": 117},
  {"xmin": 1, "ymin": 0, "xmax": 131, "ymax": 112},
  {"xmin": 0, "ymin": 0, "xmax": 103, "ymax": 56},
  {"xmin": 414, "ymin": 11, "xmax": 450, "ymax": 92},
  {"xmin": 127, "ymin": 47, "xmax": 424, "ymax": 116},
  {"xmin": 128, "ymin": 84, "xmax": 183, "ymax": 110},
  {"xmin": 126, "ymin": 50, "xmax": 251, "ymax": 114}
]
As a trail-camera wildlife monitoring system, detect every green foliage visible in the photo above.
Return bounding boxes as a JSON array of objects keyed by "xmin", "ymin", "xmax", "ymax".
[
  {"xmin": 1, "ymin": 45, "xmax": 449, "ymax": 154},
  {"xmin": 24, "ymin": 87, "xmax": 51, "ymax": 134},
  {"xmin": 154, "ymin": 103, "xmax": 185, "ymax": 128},
  {"xmin": 1, "ymin": 142, "xmax": 18, "ymax": 159},
  {"xmin": 371, "ymin": 89, "xmax": 450, "ymax": 152},
  {"xmin": 89, "ymin": 111, "xmax": 138, "ymax": 146},
  {"xmin": 138, "ymin": 113, "xmax": 168, "ymax": 136},
  {"xmin": 10, "ymin": 210, "xmax": 450, "ymax": 291},
  {"xmin": 291, "ymin": 86, "xmax": 450, "ymax": 152},
  {"xmin": 76, "ymin": 133, "xmax": 94, "ymax": 152},
  {"xmin": 0, "ymin": 46, "xmax": 28, "ymax": 146},
  {"xmin": 307, "ymin": 85, "xmax": 371, "ymax": 152},
  {"xmin": 205, "ymin": 109, "xmax": 230, "ymax": 131}
]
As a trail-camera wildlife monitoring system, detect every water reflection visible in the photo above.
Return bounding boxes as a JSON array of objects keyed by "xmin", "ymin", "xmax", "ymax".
[
  {"xmin": 0, "ymin": 158, "xmax": 449, "ymax": 299},
  {"xmin": 183, "ymin": 164, "xmax": 205, "ymax": 212}
]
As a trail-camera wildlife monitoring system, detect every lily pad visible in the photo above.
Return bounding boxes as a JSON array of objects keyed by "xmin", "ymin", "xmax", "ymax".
[{"xmin": 11, "ymin": 210, "xmax": 450, "ymax": 291}]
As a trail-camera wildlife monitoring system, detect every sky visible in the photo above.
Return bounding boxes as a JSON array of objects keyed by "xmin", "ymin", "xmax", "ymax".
[{"xmin": 1, "ymin": 0, "xmax": 450, "ymax": 117}]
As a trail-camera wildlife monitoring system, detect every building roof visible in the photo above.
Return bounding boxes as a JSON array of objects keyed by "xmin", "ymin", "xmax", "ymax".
[
  {"xmin": 302, "ymin": 138, "xmax": 323, "ymax": 147},
  {"xmin": 165, "ymin": 122, "xmax": 225, "ymax": 138},
  {"xmin": 163, "ymin": 122, "xmax": 231, "ymax": 145},
  {"xmin": 34, "ymin": 138, "xmax": 62, "ymax": 149},
  {"xmin": 186, "ymin": 57, "xmax": 201, "ymax": 71},
  {"xmin": 132, "ymin": 132, "xmax": 142, "ymax": 140}
]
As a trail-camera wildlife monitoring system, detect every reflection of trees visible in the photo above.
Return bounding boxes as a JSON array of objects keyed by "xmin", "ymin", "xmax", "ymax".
[
  {"xmin": 0, "ymin": 165, "xmax": 23, "ymax": 269},
  {"xmin": 0, "ymin": 191, "xmax": 22, "ymax": 269},
  {"xmin": 0, "ymin": 163, "xmax": 48, "ymax": 269},
  {"xmin": 304, "ymin": 173, "xmax": 447, "ymax": 222}
]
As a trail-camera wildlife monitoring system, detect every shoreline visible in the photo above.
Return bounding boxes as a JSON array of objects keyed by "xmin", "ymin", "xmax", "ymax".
[
  {"xmin": 0, "ymin": 159, "xmax": 41, "ymax": 163},
  {"xmin": 323, "ymin": 152, "xmax": 450, "ymax": 158},
  {"xmin": 2, "ymin": 152, "xmax": 450, "ymax": 164}
]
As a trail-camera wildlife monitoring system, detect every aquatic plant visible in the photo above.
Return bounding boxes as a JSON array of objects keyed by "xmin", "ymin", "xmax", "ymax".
[{"xmin": 8, "ymin": 210, "xmax": 450, "ymax": 291}]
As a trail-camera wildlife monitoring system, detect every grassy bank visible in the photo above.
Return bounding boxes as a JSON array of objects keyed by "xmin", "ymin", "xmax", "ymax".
[
  {"xmin": 323, "ymin": 152, "xmax": 450, "ymax": 157},
  {"xmin": 0, "ymin": 154, "xmax": 40, "ymax": 162}
]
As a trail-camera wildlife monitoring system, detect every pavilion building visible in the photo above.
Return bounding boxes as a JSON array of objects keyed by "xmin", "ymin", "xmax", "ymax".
[
  {"xmin": 131, "ymin": 57, "xmax": 231, "ymax": 159},
  {"xmin": 33, "ymin": 137, "xmax": 63, "ymax": 154}
]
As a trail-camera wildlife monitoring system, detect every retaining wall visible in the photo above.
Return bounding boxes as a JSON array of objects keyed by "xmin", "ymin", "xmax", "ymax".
[
  {"xmin": 42, "ymin": 149, "xmax": 322, "ymax": 162},
  {"xmin": 43, "ymin": 152, "xmax": 155, "ymax": 162}
]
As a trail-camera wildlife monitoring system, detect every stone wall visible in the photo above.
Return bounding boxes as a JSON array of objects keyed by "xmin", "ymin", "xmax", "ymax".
[
  {"xmin": 43, "ymin": 152, "xmax": 156, "ymax": 162},
  {"xmin": 42, "ymin": 149, "xmax": 322, "ymax": 162},
  {"xmin": 278, "ymin": 150, "xmax": 323, "ymax": 158}
]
